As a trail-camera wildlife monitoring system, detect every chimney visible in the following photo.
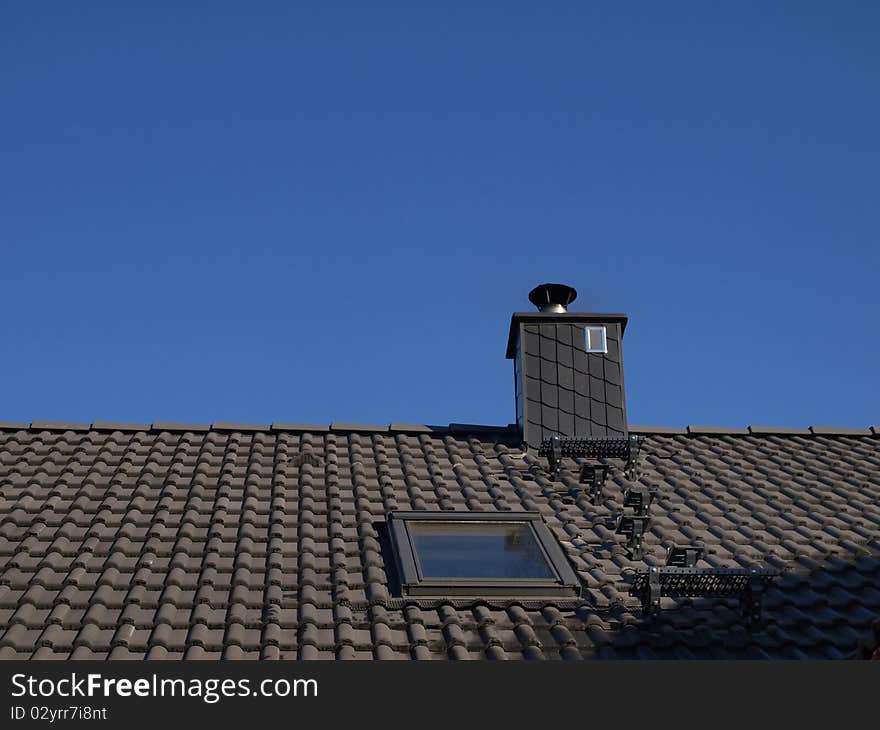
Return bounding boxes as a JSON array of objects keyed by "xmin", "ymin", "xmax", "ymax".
[{"xmin": 505, "ymin": 283, "xmax": 629, "ymax": 450}]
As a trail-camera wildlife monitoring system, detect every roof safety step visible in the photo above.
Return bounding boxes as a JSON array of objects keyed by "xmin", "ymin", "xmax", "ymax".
[
  {"xmin": 629, "ymin": 567, "xmax": 781, "ymax": 625},
  {"xmin": 539, "ymin": 435, "xmax": 641, "ymax": 481}
]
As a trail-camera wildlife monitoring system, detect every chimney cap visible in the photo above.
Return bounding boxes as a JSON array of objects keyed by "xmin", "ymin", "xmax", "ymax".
[{"xmin": 528, "ymin": 283, "xmax": 577, "ymax": 313}]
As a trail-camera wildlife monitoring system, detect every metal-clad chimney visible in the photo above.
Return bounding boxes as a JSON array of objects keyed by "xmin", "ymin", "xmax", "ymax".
[{"xmin": 506, "ymin": 283, "xmax": 629, "ymax": 449}]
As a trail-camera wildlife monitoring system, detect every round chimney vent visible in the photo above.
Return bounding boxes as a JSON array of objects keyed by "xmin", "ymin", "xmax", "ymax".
[{"xmin": 528, "ymin": 283, "xmax": 577, "ymax": 313}]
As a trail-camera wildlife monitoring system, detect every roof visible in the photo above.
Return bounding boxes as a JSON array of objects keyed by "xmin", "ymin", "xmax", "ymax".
[{"xmin": 1, "ymin": 420, "xmax": 878, "ymax": 659}]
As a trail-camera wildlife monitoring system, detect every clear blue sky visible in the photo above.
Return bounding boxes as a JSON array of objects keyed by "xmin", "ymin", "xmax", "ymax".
[{"xmin": 1, "ymin": 3, "xmax": 877, "ymax": 429}]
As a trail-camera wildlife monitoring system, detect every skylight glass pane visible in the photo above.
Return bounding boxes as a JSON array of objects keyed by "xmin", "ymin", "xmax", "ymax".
[{"xmin": 410, "ymin": 521, "xmax": 555, "ymax": 579}]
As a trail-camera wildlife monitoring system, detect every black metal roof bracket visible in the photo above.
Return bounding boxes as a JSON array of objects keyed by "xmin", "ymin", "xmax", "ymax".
[
  {"xmin": 623, "ymin": 485, "xmax": 656, "ymax": 516},
  {"xmin": 624, "ymin": 434, "xmax": 641, "ymax": 480},
  {"xmin": 665, "ymin": 544, "xmax": 705, "ymax": 568},
  {"xmin": 546, "ymin": 436, "xmax": 563, "ymax": 480},
  {"xmin": 646, "ymin": 567, "xmax": 662, "ymax": 616},
  {"xmin": 740, "ymin": 574, "xmax": 766, "ymax": 627},
  {"xmin": 616, "ymin": 515, "xmax": 651, "ymax": 560},
  {"xmin": 579, "ymin": 464, "xmax": 608, "ymax": 505}
]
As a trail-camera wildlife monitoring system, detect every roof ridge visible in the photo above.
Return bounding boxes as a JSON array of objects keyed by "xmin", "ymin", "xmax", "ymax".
[
  {"xmin": 630, "ymin": 425, "xmax": 879, "ymax": 436},
  {"xmin": 0, "ymin": 420, "xmax": 521, "ymax": 436},
  {"xmin": 0, "ymin": 421, "xmax": 876, "ymax": 436}
]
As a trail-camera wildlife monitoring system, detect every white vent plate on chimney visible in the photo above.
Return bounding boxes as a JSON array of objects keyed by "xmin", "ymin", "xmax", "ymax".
[{"xmin": 585, "ymin": 325, "xmax": 608, "ymax": 353}]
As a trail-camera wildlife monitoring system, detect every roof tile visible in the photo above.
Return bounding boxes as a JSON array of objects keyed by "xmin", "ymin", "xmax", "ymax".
[
  {"xmin": 686, "ymin": 425, "xmax": 750, "ymax": 435},
  {"xmin": 150, "ymin": 422, "xmax": 211, "ymax": 432},
  {"xmin": 210, "ymin": 422, "xmax": 271, "ymax": 432},
  {"xmin": 330, "ymin": 422, "xmax": 389, "ymax": 433},
  {"xmin": 809, "ymin": 426, "xmax": 872, "ymax": 436},
  {"xmin": 270, "ymin": 423, "xmax": 330, "ymax": 433},
  {"xmin": 30, "ymin": 420, "xmax": 90, "ymax": 431},
  {"xmin": 628, "ymin": 425, "xmax": 687, "ymax": 434},
  {"xmin": 748, "ymin": 426, "xmax": 812, "ymax": 435},
  {"xmin": 388, "ymin": 423, "xmax": 436, "ymax": 433},
  {"xmin": 447, "ymin": 423, "xmax": 513, "ymax": 433},
  {"xmin": 90, "ymin": 421, "xmax": 150, "ymax": 432}
]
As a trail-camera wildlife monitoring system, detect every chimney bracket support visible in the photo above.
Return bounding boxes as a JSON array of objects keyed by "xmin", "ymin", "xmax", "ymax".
[
  {"xmin": 546, "ymin": 436, "xmax": 563, "ymax": 480},
  {"xmin": 740, "ymin": 575, "xmax": 765, "ymax": 626},
  {"xmin": 646, "ymin": 568, "xmax": 662, "ymax": 616},
  {"xmin": 624, "ymin": 435, "xmax": 641, "ymax": 481}
]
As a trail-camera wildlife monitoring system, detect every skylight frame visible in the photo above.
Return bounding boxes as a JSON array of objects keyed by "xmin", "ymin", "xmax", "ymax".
[{"xmin": 388, "ymin": 511, "xmax": 581, "ymax": 598}]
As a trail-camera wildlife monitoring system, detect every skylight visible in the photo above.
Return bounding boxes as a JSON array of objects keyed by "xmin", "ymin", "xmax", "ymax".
[{"xmin": 388, "ymin": 512, "xmax": 581, "ymax": 598}]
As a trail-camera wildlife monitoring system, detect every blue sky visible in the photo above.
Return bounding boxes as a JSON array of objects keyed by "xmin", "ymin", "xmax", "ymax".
[{"xmin": 1, "ymin": 3, "xmax": 877, "ymax": 429}]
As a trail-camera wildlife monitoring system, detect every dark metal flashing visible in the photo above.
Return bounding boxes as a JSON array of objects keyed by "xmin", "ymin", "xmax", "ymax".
[
  {"xmin": 399, "ymin": 583, "xmax": 579, "ymax": 598},
  {"xmin": 338, "ymin": 596, "xmax": 588, "ymax": 612},
  {"xmin": 505, "ymin": 312, "xmax": 628, "ymax": 359}
]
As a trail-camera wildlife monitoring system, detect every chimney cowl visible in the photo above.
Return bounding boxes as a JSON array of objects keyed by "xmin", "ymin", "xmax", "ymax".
[{"xmin": 528, "ymin": 283, "xmax": 577, "ymax": 313}]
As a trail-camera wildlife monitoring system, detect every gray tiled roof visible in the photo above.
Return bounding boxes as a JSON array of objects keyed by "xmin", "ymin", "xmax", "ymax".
[{"xmin": 0, "ymin": 422, "xmax": 878, "ymax": 660}]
